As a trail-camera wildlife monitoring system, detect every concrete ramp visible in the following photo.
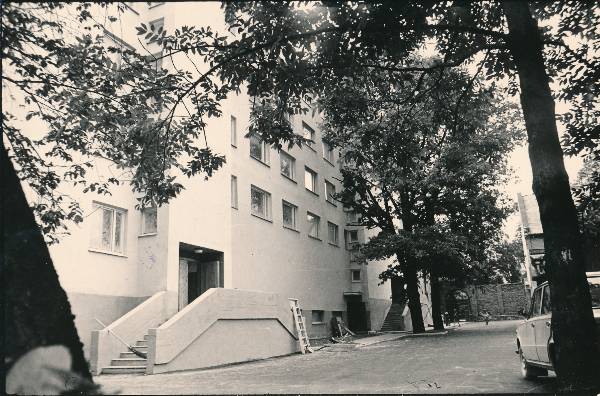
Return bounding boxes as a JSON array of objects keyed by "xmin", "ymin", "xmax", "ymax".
[{"xmin": 146, "ymin": 288, "xmax": 299, "ymax": 374}]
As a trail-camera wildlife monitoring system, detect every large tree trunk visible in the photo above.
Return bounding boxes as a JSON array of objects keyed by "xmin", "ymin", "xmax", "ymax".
[
  {"xmin": 399, "ymin": 256, "xmax": 426, "ymax": 333},
  {"xmin": 503, "ymin": 2, "xmax": 599, "ymax": 389},
  {"xmin": 1, "ymin": 143, "xmax": 91, "ymax": 380},
  {"xmin": 390, "ymin": 275, "xmax": 406, "ymax": 304},
  {"xmin": 430, "ymin": 271, "xmax": 445, "ymax": 331}
]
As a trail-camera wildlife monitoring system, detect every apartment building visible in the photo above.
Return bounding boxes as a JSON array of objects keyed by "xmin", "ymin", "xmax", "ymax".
[{"xmin": 44, "ymin": 2, "xmax": 392, "ymax": 373}]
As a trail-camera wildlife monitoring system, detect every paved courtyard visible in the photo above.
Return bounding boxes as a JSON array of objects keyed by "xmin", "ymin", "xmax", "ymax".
[{"xmin": 96, "ymin": 320, "xmax": 557, "ymax": 394}]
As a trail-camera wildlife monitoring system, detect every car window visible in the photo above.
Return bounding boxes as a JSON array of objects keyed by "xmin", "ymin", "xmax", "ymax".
[
  {"xmin": 530, "ymin": 287, "xmax": 542, "ymax": 317},
  {"xmin": 588, "ymin": 276, "xmax": 600, "ymax": 309},
  {"xmin": 541, "ymin": 285, "xmax": 551, "ymax": 314}
]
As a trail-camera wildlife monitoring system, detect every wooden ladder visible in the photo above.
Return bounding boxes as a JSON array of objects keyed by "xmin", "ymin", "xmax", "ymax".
[{"xmin": 288, "ymin": 298, "xmax": 313, "ymax": 354}]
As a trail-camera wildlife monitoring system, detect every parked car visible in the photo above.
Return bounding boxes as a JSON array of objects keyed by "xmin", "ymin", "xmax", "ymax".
[{"xmin": 515, "ymin": 271, "xmax": 600, "ymax": 379}]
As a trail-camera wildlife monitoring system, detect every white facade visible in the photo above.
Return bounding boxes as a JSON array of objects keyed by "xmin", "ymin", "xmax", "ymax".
[{"xmin": 40, "ymin": 2, "xmax": 392, "ymax": 358}]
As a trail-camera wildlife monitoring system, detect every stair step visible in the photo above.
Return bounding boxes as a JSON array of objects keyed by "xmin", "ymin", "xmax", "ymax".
[
  {"xmin": 135, "ymin": 340, "xmax": 148, "ymax": 347},
  {"xmin": 102, "ymin": 365, "xmax": 146, "ymax": 374},
  {"xmin": 111, "ymin": 358, "xmax": 147, "ymax": 367},
  {"xmin": 119, "ymin": 351, "xmax": 142, "ymax": 358},
  {"xmin": 143, "ymin": 334, "xmax": 150, "ymax": 341}
]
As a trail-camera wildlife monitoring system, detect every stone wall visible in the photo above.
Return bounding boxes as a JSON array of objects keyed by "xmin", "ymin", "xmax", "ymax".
[{"xmin": 443, "ymin": 283, "xmax": 530, "ymax": 321}]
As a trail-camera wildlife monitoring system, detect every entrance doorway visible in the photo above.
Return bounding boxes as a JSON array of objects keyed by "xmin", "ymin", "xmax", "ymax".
[
  {"xmin": 178, "ymin": 243, "xmax": 224, "ymax": 310},
  {"xmin": 345, "ymin": 293, "xmax": 367, "ymax": 332}
]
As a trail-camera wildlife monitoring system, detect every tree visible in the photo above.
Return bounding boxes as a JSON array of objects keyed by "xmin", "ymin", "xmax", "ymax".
[
  {"xmin": 2, "ymin": 2, "xmax": 225, "ymax": 385},
  {"xmin": 480, "ymin": 237, "xmax": 526, "ymax": 284},
  {"xmin": 144, "ymin": 2, "xmax": 596, "ymax": 387},
  {"xmin": 318, "ymin": 66, "xmax": 520, "ymax": 332}
]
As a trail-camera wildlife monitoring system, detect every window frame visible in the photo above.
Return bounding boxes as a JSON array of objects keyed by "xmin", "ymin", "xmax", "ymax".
[
  {"xmin": 89, "ymin": 202, "xmax": 127, "ymax": 256},
  {"xmin": 541, "ymin": 285, "xmax": 552, "ymax": 315},
  {"xmin": 140, "ymin": 206, "xmax": 158, "ymax": 236},
  {"xmin": 250, "ymin": 185, "xmax": 272, "ymax": 221},
  {"xmin": 280, "ymin": 151, "xmax": 296, "ymax": 182},
  {"xmin": 231, "ymin": 175, "xmax": 238, "ymax": 209},
  {"xmin": 351, "ymin": 269, "xmax": 362, "ymax": 283},
  {"xmin": 345, "ymin": 229, "xmax": 359, "ymax": 249},
  {"xmin": 323, "ymin": 141, "xmax": 334, "ymax": 164},
  {"xmin": 304, "ymin": 167, "xmax": 318, "ymax": 195},
  {"xmin": 325, "ymin": 179, "xmax": 336, "ymax": 205},
  {"xmin": 311, "ymin": 310, "xmax": 325, "ymax": 324},
  {"xmin": 230, "ymin": 115, "xmax": 237, "ymax": 147},
  {"xmin": 327, "ymin": 221, "xmax": 339, "ymax": 246},
  {"xmin": 249, "ymin": 134, "xmax": 270, "ymax": 165},
  {"xmin": 302, "ymin": 121, "xmax": 316, "ymax": 151},
  {"xmin": 530, "ymin": 287, "xmax": 543, "ymax": 317},
  {"xmin": 282, "ymin": 200, "xmax": 298, "ymax": 231},
  {"xmin": 307, "ymin": 211, "xmax": 321, "ymax": 239}
]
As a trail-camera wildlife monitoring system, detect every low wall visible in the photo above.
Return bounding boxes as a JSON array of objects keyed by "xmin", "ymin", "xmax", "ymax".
[
  {"xmin": 442, "ymin": 283, "xmax": 530, "ymax": 321},
  {"xmin": 68, "ymin": 292, "xmax": 147, "ymax": 359},
  {"xmin": 90, "ymin": 291, "xmax": 177, "ymax": 375},
  {"xmin": 147, "ymin": 288, "xmax": 298, "ymax": 374}
]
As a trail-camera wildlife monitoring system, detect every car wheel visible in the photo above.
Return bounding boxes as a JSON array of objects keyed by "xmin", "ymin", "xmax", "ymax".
[{"xmin": 519, "ymin": 347, "xmax": 547, "ymax": 379}]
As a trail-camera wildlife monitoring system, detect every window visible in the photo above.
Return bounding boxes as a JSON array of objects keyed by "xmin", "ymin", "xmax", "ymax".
[
  {"xmin": 311, "ymin": 310, "xmax": 324, "ymax": 324},
  {"xmin": 147, "ymin": 18, "xmax": 165, "ymax": 43},
  {"xmin": 327, "ymin": 222, "xmax": 339, "ymax": 245},
  {"xmin": 325, "ymin": 180, "xmax": 336, "ymax": 204},
  {"xmin": 530, "ymin": 287, "xmax": 542, "ymax": 317},
  {"xmin": 230, "ymin": 116, "xmax": 237, "ymax": 147},
  {"xmin": 90, "ymin": 203, "xmax": 127, "ymax": 254},
  {"xmin": 307, "ymin": 212, "xmax": 320, "ymax": 239},
  {"xmin": 231, "ymin": 175, "xmax": 238, "ymax": 209},
  {"xmin": 305, "ymin": 167, "xmax": 318, "ymax": 194},
  {"xmin": 280, "ymin": 151, "xmax": 296, "ymax": 180},
  {"xmin": 345, "ymin": 230, "xmax": 359, "ymax": 249},
  {"xmin": 302, "ymin": 122, "xmax": 315, "ymax": 149},
  {"xmin": 249, "ymin": 134, "xmax": 269, "ymax": 164},
  {"xmin": 541, "ymin": 285, "xmax": 552, "ymax": 315},
  {"xmin": 140, "ymin": 206, "xmax": 157, "ymax": 235},
  {"xmin": 323, "ymin": 141, "xmax": 334, "ymax": 163},
  {"xmin": 282, "ymin": 200, "xmax": 297, "ymax": 230},
  {"xmin": 250, "ymin": 185, "xmax": 271, "ymax": 220},
  {"xmin": 351, "ymin": 270, "xmax": 361, "ymax": 282}
]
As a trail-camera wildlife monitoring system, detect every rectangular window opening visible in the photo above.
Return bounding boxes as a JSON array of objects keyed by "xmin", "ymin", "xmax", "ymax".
[
  {"xmin": 307, "ymin": 211, "xmax": 320, "ymax": 239},
  {"xmin": 250, "ymin": 134, "xmax": 270, "ymax": 164},
  {"xmin": 302, "ymin": 122, "xmax": 315, "ymax": 150},
  {"xmin": 305, "ymin": 167, "xmax": 318, "ymax": 194},
  {"xmin": 280, "ymin": 151, "xmax": 296, "ymax": 181},
  {"xmin": 231, "ymin": 175, "xmax": 238, "ymax": 209},
  {"xmin": 282, "ymin": 200, "xmax": 297, "ymax": 230},
  {"xmin": 325, "ymin": 180, "xmax": 336, "ymax": 204},
  {"xmin": 323, "ymin": 141, "xmax": 334, "ymax": 163},
  {"xmin": 230, "ymin": 115, "xmax": 237, "ymax": 147},
  {"xmin": 140, "ymin": 206, "xmax": 157, "ymax": 235},
  {"xmin": 90, "ymin": 202, "xmax": 127, "ymax": 255},
  {"xmin": 328, "ymin": 222, "xmax": 339, "ymax": 245},
  {"xmin": 311, "ymin": 310, "xmax": 324, "ymax": 324},
  {"xmin": 251, "ymin": 185, "xmax": 272, "ymax": 220}
]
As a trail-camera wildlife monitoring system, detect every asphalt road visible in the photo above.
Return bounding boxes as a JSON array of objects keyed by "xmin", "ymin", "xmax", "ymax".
[{"xmin": 96, "ymin": 320, "xmax": 558, "ymax": 394}]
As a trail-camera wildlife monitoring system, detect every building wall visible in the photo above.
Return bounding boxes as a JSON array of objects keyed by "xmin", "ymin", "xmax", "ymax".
[{"xmin": 35, "ymin": 2, "xmax": 394, "ymax": 361}]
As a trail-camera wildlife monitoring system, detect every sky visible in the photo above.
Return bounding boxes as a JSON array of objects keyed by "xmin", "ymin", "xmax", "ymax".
[{"xmin": 502, "ymin": 99, "xmax": 583, "ymax": 238}]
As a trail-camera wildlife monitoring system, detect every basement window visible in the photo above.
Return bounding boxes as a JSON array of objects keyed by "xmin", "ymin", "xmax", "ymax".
[{"xmin": 311, "ymin": 310, "xmax": 324, "ymax": 324}]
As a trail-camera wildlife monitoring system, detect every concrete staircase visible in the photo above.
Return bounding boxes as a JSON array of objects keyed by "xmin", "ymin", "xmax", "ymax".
[
  {"xmin": 102, "ymin": 334, "xmax": 149, "ymax": 374},
  {"xmin": 380, "ymin": 303, "xmax": 405, "ymax": 332}
]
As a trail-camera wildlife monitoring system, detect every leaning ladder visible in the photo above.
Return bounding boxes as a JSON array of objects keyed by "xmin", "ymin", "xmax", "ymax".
[{"xmin": 288, "ymin": 298, "xmax": 313, "ymax": 354}]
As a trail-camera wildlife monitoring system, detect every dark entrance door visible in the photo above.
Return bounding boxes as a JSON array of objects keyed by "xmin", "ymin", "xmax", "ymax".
[
  {"xmin": 346, "ymin": 294, "xmax": 367, "ymax": 332},
  {"xmin": 187, "ymin": 260, "xmax": 201, "ymax": 303}
]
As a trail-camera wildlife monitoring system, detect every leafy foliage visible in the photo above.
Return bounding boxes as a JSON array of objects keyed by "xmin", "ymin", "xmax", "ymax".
[
  {"xmin": 317, "ymin": 66, "xmax": 522, "ymax": 287},
  {"xmin": 2, "ymin": 3, "xmax": 226, "ymax": 242}
]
